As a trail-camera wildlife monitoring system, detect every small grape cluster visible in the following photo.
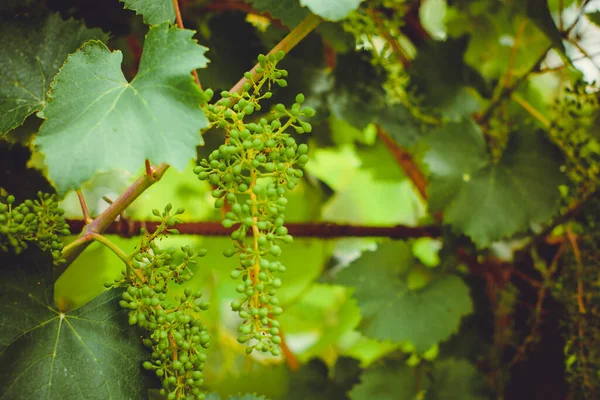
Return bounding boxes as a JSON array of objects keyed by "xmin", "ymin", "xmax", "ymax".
[
  {"xmin": 108, "ymin": 204, "xmax": 210, "ymax": 400},
  {"xmin": 0, "ymin": 192, "xmax": 69, "ymax": 264},
  {"xmin": 194, "ymin": 51, "xmax": 313, "ymax": 355},
  {"xmin": 549, "ymin": 80, "xmax": 600, "ymax": 189}
]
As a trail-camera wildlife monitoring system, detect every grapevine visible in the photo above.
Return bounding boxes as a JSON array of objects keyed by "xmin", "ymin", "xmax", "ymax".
[
  {"xmin": 108, "ymin": 204, "xmax": 211, "ymax": 400},
  {"xmin": 0, "ymin": 192, "xmax": 70, "ymax": 265},
  {"xmin": 194, "ymin": 51, "xmax": 313, "ymax": 356}
]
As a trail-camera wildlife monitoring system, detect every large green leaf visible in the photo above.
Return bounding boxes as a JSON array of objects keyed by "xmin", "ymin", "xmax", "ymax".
[
  {"xmin": 120, "ymin": 0, "xmax": 175, "ymax": 25},
  {"xmin": 35, "ymin": 23, "xmax": 209, "ymax": 194},
  {"xmin": 424, "ymin": 119, "xmax": 565, "ymax": 247},
  {"xmin": 409, "ymin": 37, "xmax": 488, "ymax": 119},
  {"xmin": 349, "ymin": 362, "xmax": 418, "ymax": 400},
  {"xmin": 0, "ymin": 250, "xmax": 150, "ymax": 399},
  {"xmin": 299, "ymin": 0, "xmax": 364, "ymax": 21},
  {"xmin": 336, "ymin": 243, "xmax": 472, "ymax": 353},
  {"xmin": 0, "ymin": 14, "xmax": 107, "ymax": 136}
]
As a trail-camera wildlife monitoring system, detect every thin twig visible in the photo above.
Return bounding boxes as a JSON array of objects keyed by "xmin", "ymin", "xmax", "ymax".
[
  {"xmin": 566, "ymin": 225, "xmax": 586, "ymax": 313},
  {"xmin": 376, "ymin": 126, "xmax": 428, "ymax": 200},
  {"xmin": 477, "ymin": 47, "xmax": 551, "ymax": 125},
  {"xmin": 367, "ymin": 8, "xmax": 411, "ymax": 68},
  {"xmin": 173, "ymin": 0, "xmax": 202, "ymax": 89},
  {"xmin": 278, "ymin": 328, "xmax": 299, "ymax": 371},
  {"xmin": 564, "ymin": 0, "xmax": 592, "ymax": 36},
  {"xmin": 76, "ymin": 190, "xmax": 92, "ymax": 223},
  {"xmin": 511, "ymin": 93, "xmax": 551, "ymax": 128},
  {"xmin": 230, "ymin": 14, "xmax": 321, "ymax": 95}
]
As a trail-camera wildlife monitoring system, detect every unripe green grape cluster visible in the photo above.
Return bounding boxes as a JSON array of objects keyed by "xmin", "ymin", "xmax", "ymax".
[
  {"xmin": 108, "ymin": 204, "xmax": 210, "ymax": 400},
  {"xmin": 549, "ymin": 81, "xmax": 600, "ymax": 188},
  {"xmin": 195, "ymin": 51, "xmax": 313, "ymax": 355},
  {"xmin": 0, "ymin": 192, "xmax": 69, "ymax": 264}
]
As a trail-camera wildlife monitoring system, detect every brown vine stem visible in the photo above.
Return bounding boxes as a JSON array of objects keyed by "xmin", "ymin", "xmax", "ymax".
[
  {"xmin": 76, "ymin": 190, "xmax": 91, "ymax": 223},
  {"xmin": 173, "ymin": 0, "xmax": 202, "ymax": 89},
  {"xmin": 56, "ymin": 14, "xmax": 322, "ymax": 279},
  {"xmin": 376, "ymin": 126, "xmax": 428, "ymax": 200},
  {"xmin": 230, "ymin": 14, "xmax": 322, "ymax": 95},
  {"xmin": 66, "ymin": 219, "xmax": 441, "ymax": 239},
  {"xmin": 566, "ymin": 225, "xmax": 586, "ymax": 314}
]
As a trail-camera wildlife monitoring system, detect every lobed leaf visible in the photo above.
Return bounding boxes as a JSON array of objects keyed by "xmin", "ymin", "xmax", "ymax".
[
  {"xmin": 336, "ymin": 243, "xmax": 473, "ymax": 353},
  {"xmin": 120, "ymin": 0, "xmax": 175, "ymax": 25},
  {"xmin": 424, "ymin": 119, "xmax": 565, "ymax": 247},
  {"xmin": 0, "ymin": 14, "xmax": 107, "ymax": 136},
  {"xmin": 35, "ymin": 23, "xmax": 210, "ymax": 194},
  {"xmin": 0, "ymin": 250, "xmax": 151, "ymax": 399}
]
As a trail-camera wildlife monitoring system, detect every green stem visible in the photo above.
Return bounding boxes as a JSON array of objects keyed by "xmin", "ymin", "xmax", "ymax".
[
  {"xmin": 56, "ymin": 164, "xmax": 169, "ymax": 278},
  {"xmin": 230, "ymin": 14, "xmax": 322, "ymax": 96},
  {"xmin": 89, "ymin": 233, "xmax": 131, "ymax": 266}
]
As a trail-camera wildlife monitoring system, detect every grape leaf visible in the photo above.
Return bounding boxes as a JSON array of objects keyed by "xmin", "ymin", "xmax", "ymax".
[
  {"xmin": 0, "ymin": 249, "xmax": 150, "ymax": 399},
  {"xmin": 409, "ymin": 36, "xmax": 489, "ymax": 119},
  {"xmin": 299, "ymin": 0, "xmax": 364, "ymax": 21},
  {"xmin": 0, "ymin": 13, "xmax": 107, "ymax": 136},
  {"xmin": 425, "ymin": 359, "xmax": 488, "ymax": 400},
  {"xmin": 336, "ymin": 243, "xmax": 472, "ymax": 352},
  {"xmin": 349, "ymin": 362, "xmax": 418, "ymax": 400},
  {"xmin": 35, "ymin": 23, "xmax": 209, "ymax": 194},
  {"xmin": 424, "ymin": 119, "xmax": 565, "ymax": 247},
  {"xmin": 248, "ymin": 0, "xmax": 310, "ymax": 27},
  {"xmin": 523, "ymin": 0, "xmax": 565, "ymax": 53},
  {"xmin": 586, "ymin": 11, "xmax": 600, "ymax": 27},
  {"xmin": 287, "ymin": 358, "xmax": 360, "ymax": 400},
  {"xmin": 120, "ymin": 0, "xmax": 175, "ymax": 25}
]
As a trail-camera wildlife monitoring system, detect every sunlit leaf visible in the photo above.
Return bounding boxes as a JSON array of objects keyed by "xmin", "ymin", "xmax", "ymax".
[
  {"xmin": 336, "ymin": 243, "xmax": 473, "ymax": 352},
  {"xmin": 35, "ymin": 23, "xmax": 209, "ymax": 194}
]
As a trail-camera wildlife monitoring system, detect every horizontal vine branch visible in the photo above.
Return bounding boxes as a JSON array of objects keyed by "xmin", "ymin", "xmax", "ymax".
[{"xmin": 66, "ymin": 219, "xmax": 441, "ymax": 239}]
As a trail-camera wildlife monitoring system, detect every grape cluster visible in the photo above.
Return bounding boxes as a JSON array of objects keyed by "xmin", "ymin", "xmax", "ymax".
[
  {"xmin": 194, "ymin": 51, "xmax": 313, "ymax": 355},
  {"xmin": 0, "ymin": 192, "xmax": 69, "ymax": 264},
  {"xmin": 108, "ymin": 204, "xmax": 210, "ymax": 400},
  {"xmin": 549, "ymin": 80, "xmax": 600, "ymax": 190}
]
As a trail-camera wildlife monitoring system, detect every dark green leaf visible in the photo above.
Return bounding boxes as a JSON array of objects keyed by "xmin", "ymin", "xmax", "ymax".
[
  {"xmin": 409, "ymin": 37, "xmax": 489, "ymax": 119},
  {"xmin": 424, "ymin": 119, "xmax": 565, "ymax": 247},
  {"xmin": 336, "ymin": 243, "xmax": 473, "ymax": 352},
  {"xmin": 425, "ymin": 359, "xmax": 488, "ymax": 400},
  {"xmin": 120, "ymin": 0, "xmax": 175, "ymax": 25},
  {"xmin": 349, "ymin": 361, "xmax": 418, "ymax": 400},
  {"xmin": 0, "ymin": 14, "xmax": 107, "ymax": 136},
  {"xmin": 586, "ymin": 11, "xmax": 600, "ymax": 27},
  {"xmin": 35, "ymin": 23, "xmax": 210, "ymax": 194},
  {"xmin": 0, "ymin": 249, "xmax": 151, "ymax": 399},
  {"xmin": 287, "ymin": 358, "xmax": 360, "ymax": 400}
]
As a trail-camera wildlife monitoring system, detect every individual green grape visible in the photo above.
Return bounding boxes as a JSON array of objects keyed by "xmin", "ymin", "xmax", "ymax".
[
  {"xmin": 194, "ymin": 52, "xmax": 312, "ymax": 356},
  {"xmin": 0, "ymin": 191, "xmax": 70, "ymax": 265},
  {"xmin": 108, "ymin": 204, "xmax": 209, "ymax": 400}
]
